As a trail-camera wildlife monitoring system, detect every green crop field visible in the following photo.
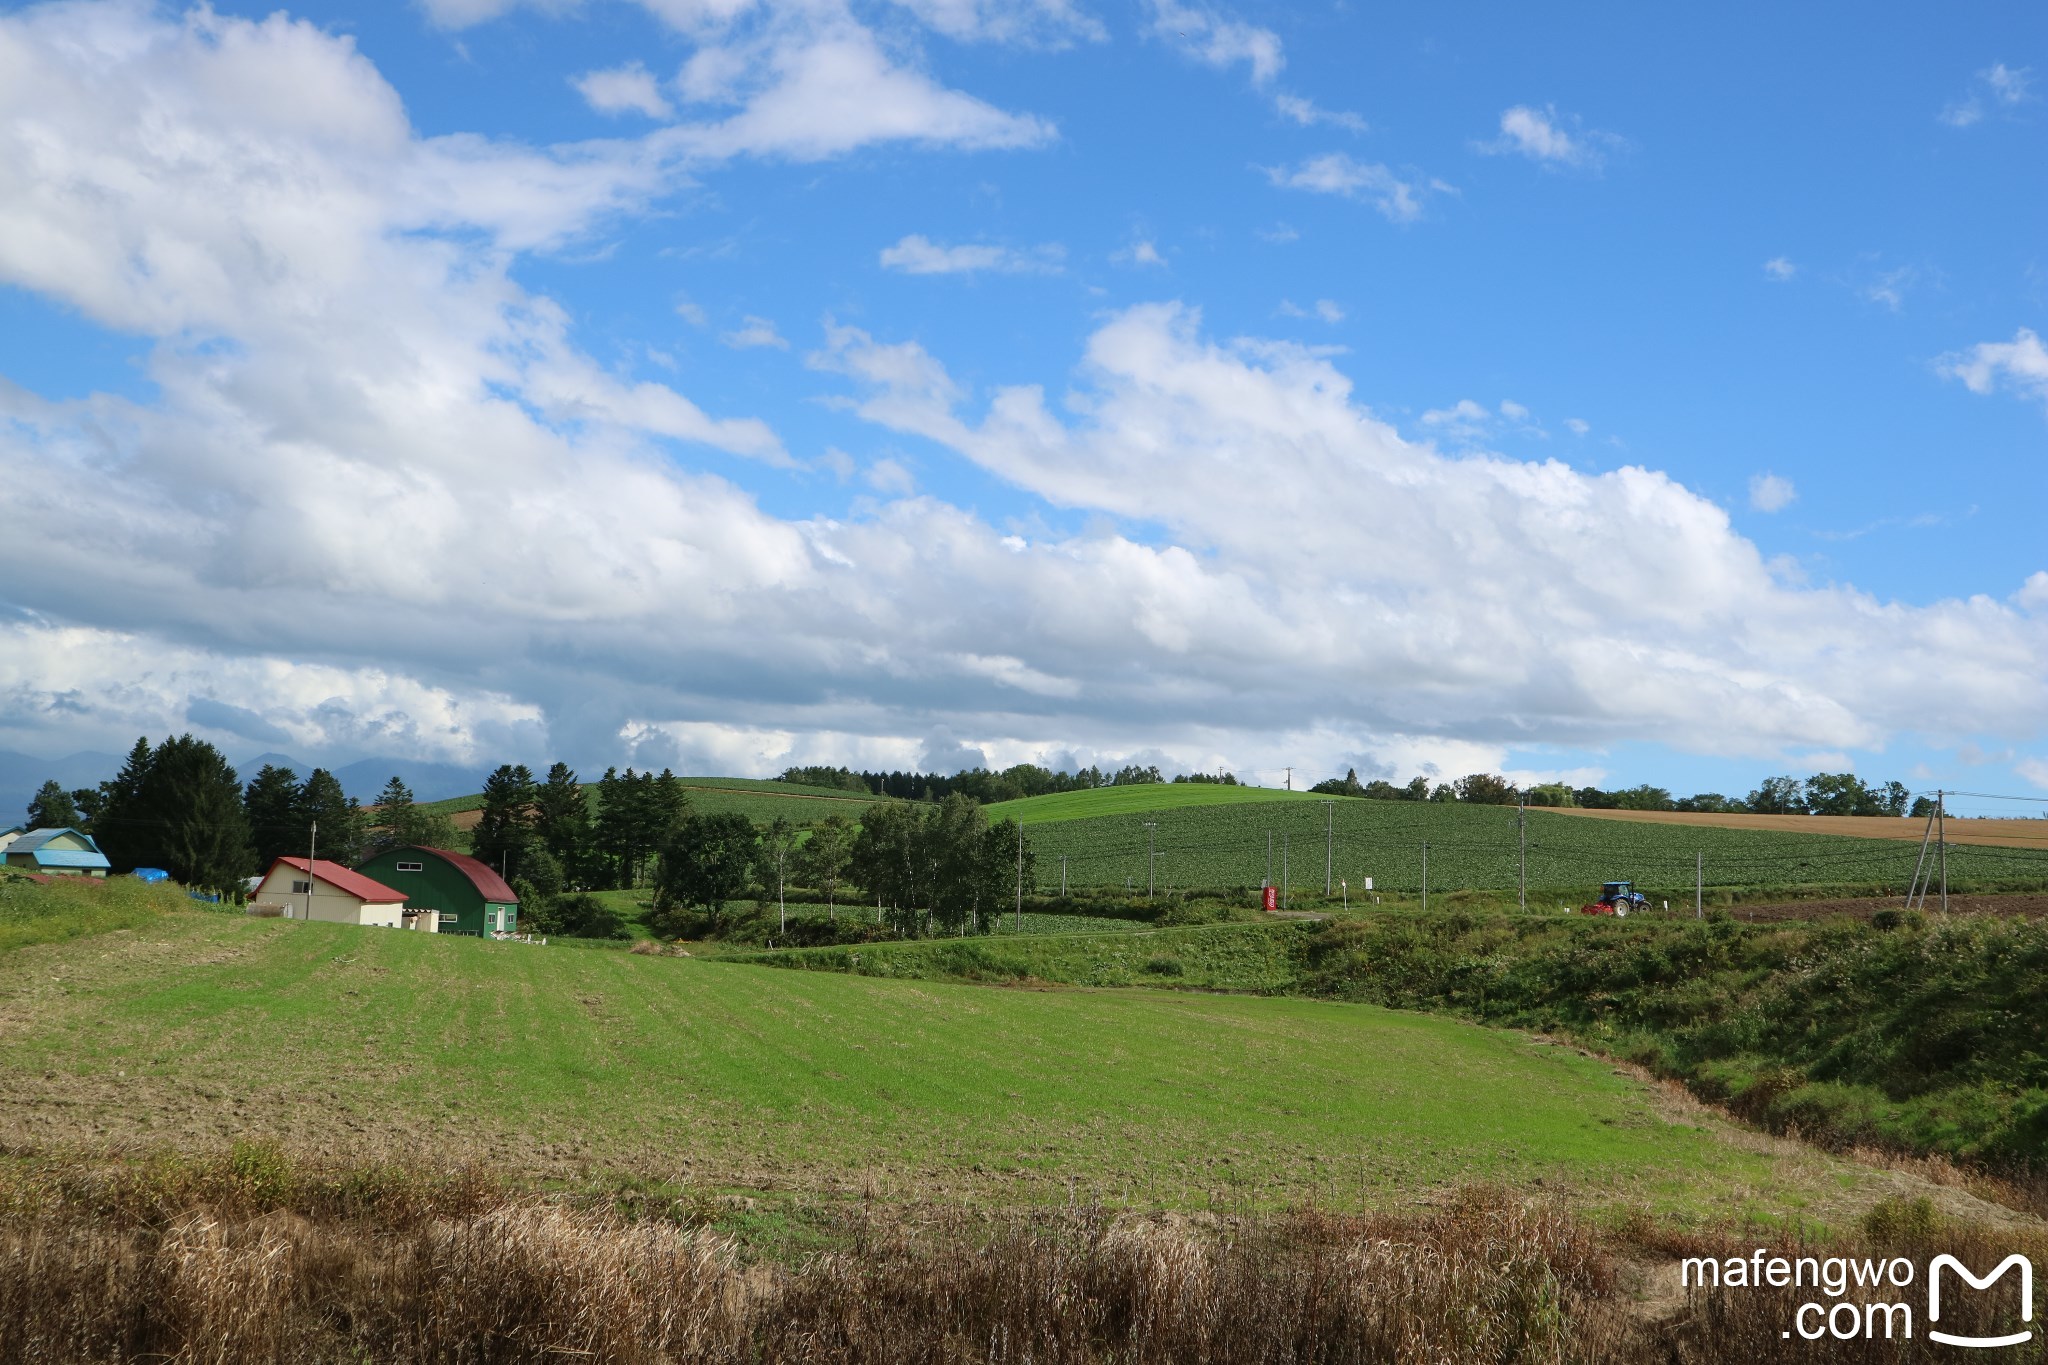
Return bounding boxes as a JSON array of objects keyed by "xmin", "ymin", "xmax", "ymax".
[
  {"xmin": 988, "ymin": 784, "xmax": 1326, "ymax": 825},
  {"xmin": 1003, "ymin": 790, "xmax": 2048, "ymax": 900},
  {"xmin": 0, "ymin": 906, "xmax": 1883, "ymax": 1221}
]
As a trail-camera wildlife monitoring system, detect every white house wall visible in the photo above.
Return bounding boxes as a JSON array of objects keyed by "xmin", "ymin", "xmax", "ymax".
[{"xmin": 251, "ymin": 867, "xmax": 406, "ymax": 928}]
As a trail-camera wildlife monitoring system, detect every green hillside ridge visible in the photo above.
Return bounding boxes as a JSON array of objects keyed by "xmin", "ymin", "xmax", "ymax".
[
  {"xmin": 0, "ymin": 906, "xmax": 1868, "ymax": 1221},
  {"xmin": 987, "ymin": 784, "xmax": 1329, "ymax": 824}
]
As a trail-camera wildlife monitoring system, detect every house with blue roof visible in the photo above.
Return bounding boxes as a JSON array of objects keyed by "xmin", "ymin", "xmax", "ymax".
[{"xmin": 3, "ymin": 828, "xmax": 112, "ymax": 877}]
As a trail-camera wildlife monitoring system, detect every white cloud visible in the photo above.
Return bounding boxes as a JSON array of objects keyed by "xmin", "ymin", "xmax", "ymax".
[
  {"xmin": 1862, "ymin": 266, "xmax": 1917, "ymax": 312},
  {"xmin": 721, "ymin": 314, "xmax": 789, "ymax": 349},
  {"xmin": 1939, "ymin": 327, "xmax": 2048, "ymax": 411},
  {"xmin": 888, "ymin": 0, "xmax": 1106, "ymax": 46},
  {"xmin": 1497, "ymin": 399, "xmax": 1529, "ymax": 422},
  {"xmin": 1148, "ymin": 0, "xmax": 1283, "ymax": 87},
  {"xmin": 1565, "ymin": 418, "xmax": 1590, "ymax": 436},
  {"xmin": 573, "ymin": 61, "xmax": 674, "ymax": 119},
  {"xmin": 813, "ymin": 301, "xmax": 2048, "ymax": 760},
  {"xmin": 661, "ymin": 12, "xmax": 1058, "ymax": 161},
  {"xmin": 1941, "ymin": 62, "xmax": 2033, "ymax": 127},
  {"xmin": 879, "ymin": 234, "xmax": 1064, "ymax": 274},
  {"xmin": 1115, "ymin": 239, "xmax": 1167, "ymax": 268},
  {"xmin": 1748, "ymin": 473, "xmax": 1796, "ymax": 513},
  {"xmin": 2017, "ymin": 756, "xmax": 2048, "ymax": 791},
  {"xmin": 863, "ymin": 456, "xmax": 917, "ymax": 494},
  {"xmin": 1257, "ymin": 222, "xmax": 1300, "ymax": 244},
  {"xmin": 1477, "ymin": 104, "xmax": 1618, "ymax": 170},
  {"xmin": 1275, "ymin": 93, "xmax": 1367, "ymax": 134},
  {"xmin": 1278, "ymin": 298, "xmax": 1344, "ymax": 323},
  {"xmin": 1262, "ymin": 154, "xmax": 1425, "ymax": 223},
  {"xmin": 674, "ymin": 296, "xmax": 709, "ymax": 326},
  {"xmin": 1764, "ymin": 256, "xmax": 1797, "ymax": 282}
]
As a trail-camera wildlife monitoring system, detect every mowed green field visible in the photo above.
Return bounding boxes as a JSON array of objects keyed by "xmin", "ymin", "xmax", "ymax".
[
  {"xmin": 998, "ymin": 789, "xmax": 2048, "ymax": 899},
  {"xmin": 0, "ymin": 910, "xmax": 1853, "ymax": 1219}
]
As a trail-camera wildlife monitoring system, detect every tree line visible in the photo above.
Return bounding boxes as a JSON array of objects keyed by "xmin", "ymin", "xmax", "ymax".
[
  {"xmin": 1306, "ymin": 767, "xmax": 1928, "ymax": 817},
  {"xmin": 776, "ymin": 762, "xmax": 1230, "ymax": 804}
]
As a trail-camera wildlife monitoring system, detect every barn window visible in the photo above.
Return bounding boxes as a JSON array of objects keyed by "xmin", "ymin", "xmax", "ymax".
[
  {"xmin": 291, "ymin": 879, "xmax": 312, "ymax": 894},
  {"xmin": 396, "ymin": 861, "xmax": 423, "ymax": 872}
]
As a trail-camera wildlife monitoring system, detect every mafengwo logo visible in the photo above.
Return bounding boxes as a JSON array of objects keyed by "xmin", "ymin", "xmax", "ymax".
[{"xmin": 1680, "ymin": 1249, "xmax": 2034, "ymax": 1345}]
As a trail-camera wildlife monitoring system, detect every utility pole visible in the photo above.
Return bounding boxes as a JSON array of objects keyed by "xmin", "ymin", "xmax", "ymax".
[
  {"xmin": 1320, "ymin": 799, "xmax": 1334, "ymax": 897},
  {"xmin": 1265, "ymin": 831, "xmax": 1272, "ymax": 889},
  {"xmin": 1059, "ymin": 854, "xmax": 1068, "ymax": 898},
  {"xmin": 306, "ymin": 820, "xmax": 317, "ymax": 921},
  {"xmin": 1282, "ymin": 833, "xmax": 1289, "ymax": 909},
  {"xmin": 1284, "ymin": 766, "xmax": 1293, "ymax": 791},
  {"xmin": 1695, "ymin": 852, "xmax": 1702, "ymax": 919},
  {"xmin": 1015, "ymin": 821, "xmax": 1023, "ymax": 933},
  {"xmin": 1143, "ymin": 821, "xmax": 1158, "ymax": 898},
  {"xmin": 1516, "ymin": 790, "xmax": 1526, "ymax": 914},
  {"xmin": 1421, "ymin": 841, "xmax": 1428, "ymax": 915},
  {"xmin": 1937, "ymin": 789, "xmax": 1948, "ymax": 912},
  {"xmin": 778, "ymin": 845, "xmax": 787, "ymax": 933}
]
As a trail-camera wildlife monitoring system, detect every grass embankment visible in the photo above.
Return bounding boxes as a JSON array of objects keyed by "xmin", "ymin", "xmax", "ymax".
[
  {"xmin": 765, "ymin": 911, "xmax": 2048, "ymax": 1171},
  {"xmin": 0, "ymin": 910, "xmax": 1870, "ymax": 1221},
  {"xmin": 0, "ymin": 874, "xmax": 184, "ymax": 953},
  {"xmin": 994, "ymin": 789, "xmax": 2048, "ymax": 902}
]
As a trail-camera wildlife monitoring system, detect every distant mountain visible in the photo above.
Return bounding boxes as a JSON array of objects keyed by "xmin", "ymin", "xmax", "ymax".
[
  {"xmin": 230, "ymin": 753, "xmax": 490, "ymax": 804},
  {"xmin": 330, "ymin": 758, "xmax": 491, "ymax": 805},
  {"xmin": 0, "ymin": 749, "xmax": 123, "ymax": 826}
]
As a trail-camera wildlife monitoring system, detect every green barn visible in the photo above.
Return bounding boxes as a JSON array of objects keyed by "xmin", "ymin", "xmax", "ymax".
[{"xmin": 354, "ymin": 845, "xmax": 519, "ymax": 937}]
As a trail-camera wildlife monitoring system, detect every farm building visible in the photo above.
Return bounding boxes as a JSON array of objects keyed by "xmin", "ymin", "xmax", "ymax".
[
  {"xmin": 354, "ymin": 846, "xmax": 519, "ymax": 937},
  {"xmin": 250, "ymin": 857, "xmax": 432, "ymax": 930},
  {"xmin": 0, "ymin": 826, "xmax": 21, "ymax": 856},
  {"xmin": 2, "ymin": 828, "xmax": 112, "ymax": 877}
]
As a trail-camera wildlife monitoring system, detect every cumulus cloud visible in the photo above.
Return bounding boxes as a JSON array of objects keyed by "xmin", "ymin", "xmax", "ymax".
[
  {"xmin": 879, "ymin": 234, "xmax": 1064, "ymax": 274},
  {"xmin": 573, "ymin": 61, "xmax": 674, "ymax": 118},
  {"xmin": 889, "ymin": 0, "xmax": 1106, "ymax": 46},
  {"xmin": 1115, "ymin": 239, "xmax": 1167, "ymax": 268},
  {"xmin": 1148, "ymin": 0, "xmax": 1282, "ymax": 87},
  {"xmin": 811, "ymin": 301, "xmax": 2048, "ymax": 760},
  {"xmin": 1564, "ymin": 418, "xmax": 1590, "ymax": 436},
  {"xmin": 1764, "ymin": 257, "xmax": 1797, "ymax": 282},
  {"xmin": 1477, "ymin": 105, "xmax": 1619, "ymax": 170},
  {"xmin": 1939, "ymin": 327, "xmax": 2048, "ymax": 412},
  {"xmin": 721, "ymin": 315, "xmax": 790, "ymax": 348},
  {"xmin": 1941, "ymin": 62, "xmax": 2033, "ymax": 127},
  {"xmin": 1277, "ymin": 298, "xmax": 1343, "ymax": 323},
  {"xmin": 1274, "ymin": 93, "xmax": 1367, "ymax": 134},
  {"xmin": 1261, "ymin": 154, "xmax": 1425, "ymax": 222},
  {"xmin": 1748, "ymin": 473, "xmax": 1796, "ymax": 513},
  {"xmin": 3, "ymin": 3, "xmax": 2046, "ymax": 786}
]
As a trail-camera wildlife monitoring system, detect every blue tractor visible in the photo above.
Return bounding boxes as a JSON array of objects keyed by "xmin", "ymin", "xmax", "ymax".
[{"xmin": 1579, "ymin": 880, "xmax": 1650, "ymax": 917}]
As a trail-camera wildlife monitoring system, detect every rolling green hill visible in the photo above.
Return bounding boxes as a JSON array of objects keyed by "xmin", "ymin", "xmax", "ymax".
[
  {"xmin": 987, "ymin": 783, "xmax": 1325, "ymax": 824},
  {"xmin": 0, "ymin": 907, "xmax": 1861, "ymax": 1219}
]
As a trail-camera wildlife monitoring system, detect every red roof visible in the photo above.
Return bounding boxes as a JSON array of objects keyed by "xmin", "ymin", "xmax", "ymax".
[
  {"xmin": 413, "ymin": 847, "xmax": 519, "ymax": 903},
  {"xmin": 271, "ymin": 857, "xmax": 408, "ymax": 904}
]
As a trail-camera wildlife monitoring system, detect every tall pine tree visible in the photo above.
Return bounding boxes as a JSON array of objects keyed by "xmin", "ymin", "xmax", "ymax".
[
  {"xmin": 243, "ymin": 764, "xmax": 304, "ymax": 868},
  {"xmin": 26, "ymin": 780, "xmax": 80, "ymax": 830},
  {"xmin": 300, "ymin": 769, "xmax": 366, "ymax": 867},
  {"xmin": 532, "ymin": 762, "xmax": 590, "ymax": 884},
  {"xmin": 470, "ymin": 764, "xmax": 537, "ymax": 883}
]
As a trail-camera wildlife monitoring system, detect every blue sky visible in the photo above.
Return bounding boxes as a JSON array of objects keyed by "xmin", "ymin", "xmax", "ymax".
[{"xmin": 0, "ymin": 0, "xmax": 2044, "ymax": 809}]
